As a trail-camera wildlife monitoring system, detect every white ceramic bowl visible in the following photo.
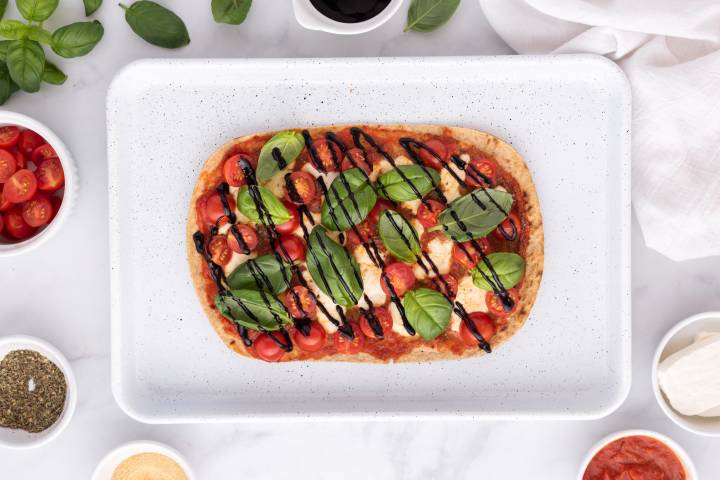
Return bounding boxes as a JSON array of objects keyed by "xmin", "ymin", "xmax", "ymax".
[
  {"xmin": 0, "ymin": 335, "xmax": 77, "ymax": 449},
  {"xmin": 0, "ymin": 110, "xmax": 77, "ymax": 257},
  {"xmin": 292, "ymin": 0, "xmax": 404, "ymax": 34},
  {"xmin": 92, "ymin": 441, "xmax": 195, "ymax": 480},
  {"xmin": 578, "ymin": 429, "xmax": 698, "ymax": 480},
  {"xmin": 653, "ymin": 311, "xmax": 720, "ymax": 436}
]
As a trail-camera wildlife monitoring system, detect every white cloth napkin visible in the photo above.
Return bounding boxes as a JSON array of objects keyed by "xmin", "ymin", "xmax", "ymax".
[{"xmin": 478, "ymin": 0, "xmax": 720, "ymax": 261}]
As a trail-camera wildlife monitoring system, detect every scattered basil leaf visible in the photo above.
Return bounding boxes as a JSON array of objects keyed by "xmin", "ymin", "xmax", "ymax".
[
  {"xmin": 404, "ymin": 0, "xmax": 460, "ymax": 33},
  {"xmin": 0, "ymin": 0, "xmax": 7, "ymax": 20},
  {"xmin": 306, "ymin": 226, "xmax": 363, "ymax": 308},
  {"xmin": 226, "ymin": 254, "xmax": 291, "ymax": 294},
  {"xmin": 26, "ymin": 26, "xmax": 52, "ymax": 44},
  {"xmin": 120, "ymin": 1, "xmax": 190, "ymax": 49},
  {"xmin": 41, "ymin": 60, "xmax": 65, "ymax": 85},
  {"xmin": 0, "ymin": 62, "xmax": 14, "ymax": 104},
  {"xmin": 211, "ymin": 0, "xmax": 252, "ymax": 25},
  {"xmin": 378, "ymin": 210, "xmax": 420, "ymax": 263},
  {"xmin": 6, "ymin": 39, "xmax": 44, "ymax": 93},
  {"xmin": 0, "ymin": 20, "xmax": 29, "ymax": 39},
  {"xmin": 51, "ymin": 21, "xmax": 104, "ymax": 58},
  {"xmin": 236, "ymin": 185, "xmax": 291, "ymax": 227},
  {"xmin": 84, "ymin": 0, "xmax": 102, "ymax": 16},
  {"xmin": 432, "ymin": 188, "xmax": 513, "ymax": 241},
  {"xmin": 16, "ymin": 0, "xmax": 59, "ymax": 22},
  {"xmin": 256, "ymin": 130, "xmax": 304, "ymax": 183},
  {"xmin": 472, "ymin": 252, "xmax": 526, "ymax": 291},
  {"xmin": 403, "ymin": 288, "xmax": 452, "ymax": 340},
  {"xmin": 321, "ymin": 168, "xmax": 377, "ymax": 232},
  {"xmin": 377, "ymin": 165, "xmax": 440, "ymax": 202},
  {"xmin": 215, "ymin": 289, "xmax": 290, "ymax": 332}
]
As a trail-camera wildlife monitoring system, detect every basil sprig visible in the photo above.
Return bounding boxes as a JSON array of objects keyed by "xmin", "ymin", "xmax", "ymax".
[
  {"xmin": 378, "ymin": 210, "xmax": 420, "ymax": 263},
  {"xmin": 215, "ymin": 289, "xmax": 290, "ymax": 332},
  {"xmin": 472, "ymin": 252, "xmax": 526, "ymax": 291},
  {"xmin": 84, "ymin": 0, "xmax": 102, "ymax": 16},
  {"xmin": 226, "ymin": 254, "xmax": 291, "ymax": 294},
  {"xmin": 306, "ymin": 226, "xmax": 363, "ymax": 308},
  {"xmin": 237, "ymin": 185, "xmax": 291, "ymax": 227},
  {"xmin": 405, "ymin": 0, "xmax": 460, "ymax": 33},
  {"xmin": 256, "ymin": 131, "xmax": 304, "ymax": 183},
  {"xmin": 212, "ymin": 0, "xmax": 252, "ymax": 25},
  {"xmin": 321, "ymin": 167, "xmax": 377, "ymax": 232},
  {"xmin": 6, "ymin": 39, "xmax": 43, "ymax": 93},
  {"xmin": 403, "ymin": 288, "xmax": 452, "ymax": 340},
  {"xmin": 377, "ymin": 165, "xmax": 439, "ymax": 202},
  {"xmin": 120, "ymin": 1, "xmax": 190, "ymax": 49},
  {"xmin": 431, "ymin": 188, "xmax": 513, "ymax": 241}
]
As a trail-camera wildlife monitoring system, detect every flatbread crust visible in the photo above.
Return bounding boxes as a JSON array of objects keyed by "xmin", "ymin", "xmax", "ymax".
[{"xmin": 187, "ymin": 124, "xmax": 544, "ymax": 363}]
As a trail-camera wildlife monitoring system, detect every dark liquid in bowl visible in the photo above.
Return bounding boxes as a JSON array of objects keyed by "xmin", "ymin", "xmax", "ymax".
[{"xmin": 309, "ymin": 0, "xmax": 392, "ymax": 23}]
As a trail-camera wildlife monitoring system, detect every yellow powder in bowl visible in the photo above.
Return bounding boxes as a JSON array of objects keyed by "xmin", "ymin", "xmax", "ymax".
[{"xmin": 112, "ymin": 452, "xmax": 188, "ymax": 480}]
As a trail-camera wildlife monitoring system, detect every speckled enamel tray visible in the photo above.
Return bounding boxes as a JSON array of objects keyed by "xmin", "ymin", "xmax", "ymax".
[{"xmin": 107, "ymin": 56, "xmax": 631, "ymax": 423}]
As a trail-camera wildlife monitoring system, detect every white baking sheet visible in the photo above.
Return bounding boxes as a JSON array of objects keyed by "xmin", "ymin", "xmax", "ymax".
[{"xmin": 108, "ymin": 56, "xmax": 631, "ymax": 422}]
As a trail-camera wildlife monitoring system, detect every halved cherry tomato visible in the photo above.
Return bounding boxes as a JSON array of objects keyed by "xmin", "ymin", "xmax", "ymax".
[
  {"xmin": 275, "ymin": 201, "xmax": 300, "ymax": 235},
  {"xmin": 368, "ymin": 199, "xmax": 392, "ymax": 225},
  {"xmin": 21, "ymin": 194, "xmax": 52, "ymax": 227},
  {"xmin": 200, "ymin": 191, "xmax": 236, "ymax": 226},
  {"xmin": 311, "ymin": 139, "xmax": 342, "ymax": 172},
  {"xmin": 31, "ymin": 144, "xmax": 57, "ymax": 165},
  {"xmin": 359, "ymin": 306, "xmax": 393, "ymax": 338},
  {"xmin": 286, "ymin": 171, "xmax": 318, "ymax": 204},
  {"xmin": 0, "ymin": 149, "xmax": 16, "ymax": 182},
  {"xmin": 341, "ymin": 148, "xmax": 373, "ymax": 175},
  {"xmin": 465, "ymin": 157, "xmax": 496, "ymax": 188},
  {"xmin": 486, "ymin": 289, "xmax": 519, "ymax": 316},
  {"xmin": 381, "ymin": 262, "xmax": 416, "ymax": 298},
  {"xmin": 13, "ymin": 150, "xmax": 26, "ymax": 170},
  {"xmin": 2, "ymin": 208, "xmax": 36, "ymax": 239},
  {"xmin": 4, "ymin": 169, "xmax": 37, "ymax": 203},
  {"xmin": 293, "ymin": 322, "xmax": 326, "ymax": 352},
  {"xmin": 345, "ymin": 221, "xmax": 374, "ymax": 250},
  {"xmin": 334, "ymin": 323, "xmax": 365, "ymax": 354},
  {"xmin": 416, "ymin": 199, "xmax": 444, "ymax": 228},
  {"xmin": 418, "ymin": 139, "xmax": 448, "ymax": 170},
  {"xmin": 0, "ymin": 190, "xmax": 13, "ymax": 211},
  {"xmin": 227, "ymin": 224, "xmax": 258, "ymax": 253},
  {"xmin": 284, "ymin": 285, "xmax": 317, "ymax": 320},
  {"xmin": 278, "ymin": 235, "xmax": 305, "ymax": 262},
  {"xmin": 18, "ymin": 130, "xmax": 43, "ymax": 156},
  {"xmin": 253, "ymin": 332, "xmax": 287, "ymax": 362},
  {"xmin": 35, "ymin": 158, "xmax": 64, "ymax": 192},
  {"xmin": 223, "ymin": 153, "xmax": 257, "ymax": 187},
  {"xmin": 208, "ymin": 235, "xmax": 232, "ymax": 266},
  {"xmin": 0, "ymin": 126, "xmax": 19, "ymax": 149},
  {"xmin": 459, "ymin": 312, "xmax": 496, "ymax": 347},
  {"xmin": 451, "ymin": 238, "xmax": 490, "ymax": 270},
  {"xmin": 432, "ymin": 274, "xmax": 459, "ymax": 299},
  {"xmin": 493, "ymin": 212, "xmax": 521, "ymax": 241}
]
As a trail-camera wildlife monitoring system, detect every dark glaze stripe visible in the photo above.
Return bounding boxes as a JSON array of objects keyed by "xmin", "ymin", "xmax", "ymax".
[
  {"xmin": 302, "ymin": 130, "xmax": 326, "ymax": 173},
  {"xmin": 271, "ymin": 147, "xmax": 288, "ymax": 170}
]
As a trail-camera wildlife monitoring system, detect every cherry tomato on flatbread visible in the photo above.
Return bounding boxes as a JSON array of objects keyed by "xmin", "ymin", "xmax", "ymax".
[
  {"xmin": 35, "ymin": 158, "xmax": 64, "ymax": 192},
  {"xmin": 2, "ymin": 208, "xmax": 36, "ymax": 239},
  {"xmin": 418, "ymin": 139, "xmax": 448, "ymax": 170},
  {"xmin": 0, "ymin": 126, "xmax": 19, "ymax": 149},
  {"xmin": 334, "ymin": 323, "xmax": 365, "ymax": 354},
  {"xmin": 368, "ymin": 199, "xmax": 392, "ymax": 225},
  {"xmin": 284, "ymin": 285, "xmax": 317, "ymax": 320},
  {"xmin": 459, "ymin": 312, "xmax": 496, "ymax": 347},
  {"xmin": 293, "ymin": 322, "xmax": 326, "ymax": 352},
  {"xmin": 253, "ymin": 332, "xmax": 287, "ymax": 362},
  {"xmin": 451, "ymin": 238, "xmax": 490, "ymax": 270},
  {"xmin": 341, "ymin": 148, "xmax": 373, "ymax": 175},
  {"xmin": 381, "ymin": 262, "xmax": 416, "ymax": 298},
  {"xmin": 21, "ymin": 194, "xmax": 52, "ymax": 227},
  {"xmin": 4, "ymin": 169, "xmax": 37, "ymax": 203},
  {"xmin": 0, "ymin": 149, "xmax": 16, "ymax": 183},
  {"xmin": 311, "ymin": 139, "xmax": 342, "ymax": 172},
  {"xmin": 223, "ymin": 153, "xmax": 257, "ymax": 187},
  {"xmin": 227, "ymin": 224, "xmax": 258, "ymax": 253},
  {"xmin": 31, "ymin": 144, "xmax": 57, "ymax": 165},
  {"xmin": 465, "ymin": 157, "xmax": 496, "ymax": 188},
  {"xmin": 275, "ymin": 201, "xmax": 300, "ymax": 235},
  {"xmin": 209, "ymin": 235, "xmax": 232, "ymax": 266},
  {"xmin": 345, "ymin": 221, "xmax": 374, "ymax": 250},
  {"xmin": 493, "ymin": 212, "xmax": 521, "ymax": 241},
  {"xmin": 200, "ymin": 191, "xmax": 236, "ymax": 226},
  {"xmin": 278, "ymin": 235, "xmax": 305, "ymax": 262},
  {"xmin": 286, "ymin": 171, "xmax": 318, "ymax": 204},
  {"xmin": 486, "ymin": 289, "xmax": 519, "ymax": 316},
  {"xmin": 431, "ymin": 274, "xmax": 458, "ymax": 299},
  {"xmin": 18, "ymin": 130, "xmax": 44, "ymax": 156},
  {"xmin": 416, "ymin": 199, "xmax": 444, "ymax": 228},
  {"xmin": 359, "ymin": 306, "xmax": 393, "ymax": 338}
]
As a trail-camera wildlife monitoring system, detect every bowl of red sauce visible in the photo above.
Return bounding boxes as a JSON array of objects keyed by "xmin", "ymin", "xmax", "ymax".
[
  {"xmin": 0, "ymin": 111, "xmax": 75, "ymax": 256},
  {"xmin": 578, "ymin": 430, "xmax": 697, "ymax": 480}
]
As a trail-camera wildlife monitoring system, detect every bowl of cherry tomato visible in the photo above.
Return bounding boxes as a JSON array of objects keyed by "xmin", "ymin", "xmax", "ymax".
[{"xmin": 0, "ymin": 111, "xmax": 75, "ymax": 256}]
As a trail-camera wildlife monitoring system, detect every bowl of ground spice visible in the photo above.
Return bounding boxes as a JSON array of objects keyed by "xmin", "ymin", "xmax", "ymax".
[
  {"xmin": 0, "ymin": 335, "xmax": 77, "ymax": 449},
  {"xmin": 92, "ymin": 441, "xmax": 195, "ymax": 480}
]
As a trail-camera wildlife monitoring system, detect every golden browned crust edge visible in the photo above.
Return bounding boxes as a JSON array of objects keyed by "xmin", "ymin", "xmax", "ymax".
[{"xmin": 186, "ymin": 124, "xmax": 544, "ymax": 363}]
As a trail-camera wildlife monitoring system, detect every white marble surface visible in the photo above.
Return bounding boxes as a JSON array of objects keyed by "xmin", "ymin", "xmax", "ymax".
[{"xmin": 0, "ymin": 0, "xmax": 718, "ymax": 478}]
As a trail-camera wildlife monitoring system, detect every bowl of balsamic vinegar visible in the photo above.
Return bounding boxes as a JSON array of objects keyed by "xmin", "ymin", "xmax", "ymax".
[{"xmin": 293, "ymin": 0, "xmax": 404, "ymax": 34}]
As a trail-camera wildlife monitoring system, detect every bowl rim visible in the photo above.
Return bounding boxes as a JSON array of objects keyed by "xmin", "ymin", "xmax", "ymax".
[
  {"xmin": 292, "ymin": 0, "xmax": 404, "ymax": 34},
  {"xmin": 0, "ymin": 334, "xmax": 77, "ymax": 449},
  {"xmin": 577, "ymin": 429, "xmax": 698, "ymax": 480},
  {"xmin": 91, "ymin": 440, "xmax": 196, "ymax": 480},
  {"xmin": 652, "ymin": 310, "xmax": 720, "ymax": 437},
  {"xmin": 0, "ymin": 110, "xmax": 76, "ymax": 257}
]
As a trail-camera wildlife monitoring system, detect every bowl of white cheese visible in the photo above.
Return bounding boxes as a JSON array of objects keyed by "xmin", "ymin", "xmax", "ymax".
[{"xmin": 653, "ymin": 311, "xmax": 720, "ymax": 436}]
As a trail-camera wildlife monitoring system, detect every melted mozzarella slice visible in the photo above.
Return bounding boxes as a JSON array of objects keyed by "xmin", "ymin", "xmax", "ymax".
[
  {"xmin": 302, "ymin": 162, "xmax": 338, "ymax": 187},
  {"xmin": 439, "ymin": 161, "xmax": 463, "ymax": 202},
  {"xmin": 388, "ymin": 301, "xmax": 413, "ymax": 337},
  {"xmin": 353, "ymin": 246, "xmax": 386, "ymax": 307},
  {"xmin": 413, "ymin": 235, "xmax": 453, "ymax": 280},
  {"xmin": 450, "ymin": 276, "xmax": 488, "ymax": 331},
  {"xmin": 223, "ymin": 252, "xmax": 256, "ymax": 276}
]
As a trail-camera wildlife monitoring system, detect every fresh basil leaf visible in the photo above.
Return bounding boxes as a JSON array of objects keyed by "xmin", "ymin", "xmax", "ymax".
[
  {"xmin": 377, "ymin": 165, "xmax": 440, "ymax": 202},
  {"xmin": 378, "ymin": 210, "xmax": 420, "ymax": 263},
  {"xmin": 120, "ymin": 1, "xmax": 190, "ymax": 49},
  {"xmin": 51, "ymin": 21, "xmax": 104, "ymax": 58},
  {"xmin": 226, "ymin": 254, "xmax": 291, "ymax": 294},
  {"xmin": 0, "ymin": 20, "xmax": 29, "ymax": 39},
  {"xmin": 0, "ymin": 0, "xmax": 7, "ymax": 20},
  {"xmin": 41, "ymin": 60, "xmax": 65, "ymax": 85},
  {"xmin": 84, "ymin": 0, "xmax": 102, "ymax": 16},
  {"xmin": 403, "ymin": 288, "xmax": 452, "ymax": 340},
  {"xmin": 404, "ymin": 0, "xmax": 460, "ymax": 33},
  {"xmin": 6, "ymin": 39, "xmax": 44, "ymax": 93},
  {"xmin": 215, "ymin": 289, "xmax": 290, "ymax": 332},
  {"xmin": 306, "ymin": 226, "xmax": 363, "ymax": 308},
  {"xmin": 256, "ymin": 130, "xmax": 304, "ymax": 183},
  {"xmin": 236, "ymin": 185, "xmax": 291, "ymax": 227},
  {"xmin": 211, "ymin": 0, "xmax": 252, "ymax": 25},
  {"xmin": 0, "ymin": 40, "xmax": 9, "ymax": 60},
  {"xmin": 432, "ymin": 188, "xmax": 513, "ymax": 241},
  {"xmin": 321, "ymin": 168, "xmax": 377, "ymax": 232},
  {"xmin": 0, "ymin": 62, "xmax": 14, "ymax": 104},
  {"xmin": 16, "ymin": 0, "xmax": 59, "ymax": 22},
  {"xmin": 27, "ymin": 26, "xmax": 52, "ymax": 44},
  {"xmin": 472, "ymin": 252, "xmax": 526, "ymax": 291}
]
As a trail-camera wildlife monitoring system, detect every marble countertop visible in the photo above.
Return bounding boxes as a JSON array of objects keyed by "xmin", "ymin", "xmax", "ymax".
[{"xmin": 1, "ymin": 0, "xmax": 719, "ymax": 477}]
